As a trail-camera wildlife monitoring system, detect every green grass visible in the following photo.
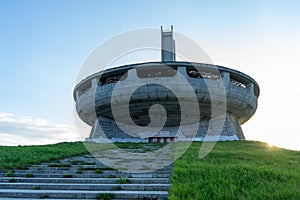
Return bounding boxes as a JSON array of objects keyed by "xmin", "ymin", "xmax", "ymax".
[
  {"xmin": 0, "ymin": 142, "xmax": 88, "ymax": 169},
  {"xmin": 169, "ymin": 140, "xmax": 300, "ymax": 200},
  {"xmin": 1, "ymin": 140, "xmax": 299, "ymax": 199}
]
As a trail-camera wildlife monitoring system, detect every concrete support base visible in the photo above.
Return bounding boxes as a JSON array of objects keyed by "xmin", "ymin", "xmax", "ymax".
[{"xmin": 88, "ymin": 112, "xmax": 245, "ymax": 143}]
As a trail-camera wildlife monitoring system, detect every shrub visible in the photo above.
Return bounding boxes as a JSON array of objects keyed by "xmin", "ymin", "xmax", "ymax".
[
  {"xmin": 8, "ymin": 178, "xmax": 15, "ymax": 182},
  {"xmin": 62, "ymin": 174, "xmax": 73, "ymax": 178},
  {"xmin": 25, "ymin": 173, "xmax": 34, "ymax": 178},
  {"xmin": 5, "ymin": 171, "xmax": 14, "ymax": 177},
  {"xmin": 95, "ymin": 193, "xmax": 113, "ymax": 200},
  {"xmin": 117, "ymin": 177, "xmax": 130, "ymax": 184},
  {"xmin": 32, "ymin": 186, "xmax": 40, "ymax": 190},
  {"xmin": 17, "ymin": 165, "xmax": 28, "ymax": 170},
  {"xmin": 39, "ymin": 194, "xmax": 49, "ymax": 199},
  {"xmin": 113, "ymin": 185, "xmax": 122, "ymax": 190},
  {"xmin": 48, "ymin": 163, "xmax": 71, "ymax": 168},
  {"xmin": 95, "ymin": 168, "xmax": 102, "ymax": 174}
]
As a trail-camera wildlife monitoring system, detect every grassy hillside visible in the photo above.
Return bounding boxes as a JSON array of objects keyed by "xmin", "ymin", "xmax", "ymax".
[
  {"xmin": 0, "ymin": 142, "xmax": 88, "ymax": 169},
  {"xmin": 169, "ymin": 140, "xmax": 300, "ymax": 199},
  {"xmin": 0, "ymin": 140, "xmax": 299, "ymax": 199}
]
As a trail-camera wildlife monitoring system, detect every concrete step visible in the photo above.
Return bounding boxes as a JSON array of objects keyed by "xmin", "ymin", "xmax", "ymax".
[
  {"xmin": 29, "ymin": 164, "xmax": 107, "ymax": 168},
  {"xmin": 8, "ymin": 168, "xmax": 172, "ymax": 174},
  {"xmin": 0, "ymin": 173, "xmax": 171, "ymax": 178},
  {"xmin": 0, "ymin": 154, "xmax": 173, "ymax": 199},
  {"xmin": 0, "ymin": 177, "xmax": 170, "ymax": 184},
  {"xmin": 0, "ymin": 199, "xmax": 88, "ymax": 200},
  {"xmin": 1, "ymin": 198, "xmax": 164, "ymax": 200},
  {"xmin": 27, "ymin": 166, "xmax": 172, "ymax": 173},
  {"xmin": 0, "ymin": 189, "xmax": 168, "ymax": 199},
  {"xmin": 0, "ymin": 183, "xmax": 170, "ymax": 191},
  {"xmin": 25, "ymin": 167, "xmax": 172, "ymax": 173}
]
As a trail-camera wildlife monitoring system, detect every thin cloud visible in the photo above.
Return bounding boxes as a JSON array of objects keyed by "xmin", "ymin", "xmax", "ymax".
[{"xmin": 0, "ymin": 112, "xmax": 80, "ymax": 146}]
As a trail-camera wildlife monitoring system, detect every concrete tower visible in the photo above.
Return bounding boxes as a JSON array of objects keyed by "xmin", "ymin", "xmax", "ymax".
[{"xmin": 161, "ymin": 26, "xmax": 176, "ymax": 62}]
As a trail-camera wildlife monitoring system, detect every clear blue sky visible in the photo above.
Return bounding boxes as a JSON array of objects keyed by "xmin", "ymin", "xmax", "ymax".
[{"xmin": 0, "ymin": 0, "xmax": 299, "ymax": 149}]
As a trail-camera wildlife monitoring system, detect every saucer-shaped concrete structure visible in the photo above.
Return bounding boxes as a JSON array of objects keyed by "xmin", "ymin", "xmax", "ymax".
[{"xmin": 73, "ymin": 27, "xmax": 259, "ymax": 143}]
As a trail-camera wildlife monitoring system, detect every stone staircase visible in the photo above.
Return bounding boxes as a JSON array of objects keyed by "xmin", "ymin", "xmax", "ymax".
[{"xmin": 0, "ymin": 154, "xmax": 172, "ymax": 199}]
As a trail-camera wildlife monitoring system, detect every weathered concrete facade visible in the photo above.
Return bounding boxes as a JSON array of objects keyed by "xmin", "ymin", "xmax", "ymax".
[
  {"xmin": 74, "ymin": 61, "xmax": 259, "ymax": 143},
  {"xmin": 74, "ymin": 27, "xmax": 259, "ymax": 143}
]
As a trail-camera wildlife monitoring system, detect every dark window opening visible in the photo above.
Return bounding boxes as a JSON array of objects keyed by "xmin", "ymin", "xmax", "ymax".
[
  {"xmin": 99, "ymin": 72, "xmax": 128, "ymax": 86},
  {"xmin": 230, "ymin": 78, "xmax": 247, "ymax": 88},
  {"xmin": 186, "ymin": 67, "xmax": 221, "ymax": 80},
  {"xmin": 137, "ymin": 66, "xmax": 177, "ymax": 78}
]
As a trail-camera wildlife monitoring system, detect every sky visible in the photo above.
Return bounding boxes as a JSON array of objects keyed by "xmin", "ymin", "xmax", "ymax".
[{"xmin": 0, "ymin": 0, "xmax": 299, "ymax": 150}]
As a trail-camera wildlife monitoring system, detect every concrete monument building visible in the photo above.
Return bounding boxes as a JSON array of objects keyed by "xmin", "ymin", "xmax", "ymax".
[{"xmin": 73, "ymin": 27, "xmax": 259, "ymax": 143}]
